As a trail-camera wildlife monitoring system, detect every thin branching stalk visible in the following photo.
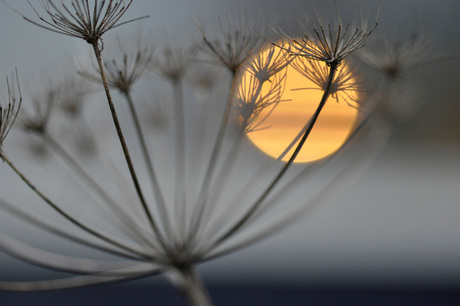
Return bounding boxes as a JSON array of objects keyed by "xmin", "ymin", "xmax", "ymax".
[
  {"xmin": 190, "ymin": 72, "xmax": 274, "ymax": 242},
  {"xmin": 90, "ymin": 43, "xmax": 167, "ymax": 249},
  {"xmin": 0, "ymin": 70, "xmax": 22, "ymax": 148},
  {"xmin": 120, "ymin": 90, "xmax": 172, "ymax": 241},
  {"xmin": 170, "ymin": 79, "xmax": 187, "ymax": 244},
  {"xmin": 205, "ymin": 120, "xmax": 388, "ymax": 260},
  {"xmin": 211, "ymin": 62, "xmax": 338, "ymax": 247},
  {"xmin": 0, "ymin": 263, "xmax": 161, "ymax": 291},
  {"xmin": 0, "ymin": 229, "xmax": 137, "ymax": 275},
  {"xmin": 188, "ymin": 71, "xmax": 239, "ymax": 242},
  {"xmin": 40, "ymin": 131, "xmax": 160, "ymax": 250},
  {"xmin": 199, "ymin": 73, "xmax": 386, "ymax": 255},
  {"xmin": 0, "ymin": 197, "xmax": 144, "ymax": 261},
  {"xmin": 0, "ymin": 150, "xmax": 153, "ymax": 261},
  {"xmin": 172, "ymin": 265, "xmax": 213, "ymax": 306}
]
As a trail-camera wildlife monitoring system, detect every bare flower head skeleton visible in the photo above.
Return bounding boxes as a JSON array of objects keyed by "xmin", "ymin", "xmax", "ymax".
[
  {"xmin": 275, "ymin": 4, "xmax": 379, "ymax": 68},
  {"xmin": 0, "ymin": 72, "xmax": 22, "ymax": 149},
  {"xmin": 4, "ymin": 0, "xmax": 147, "ymax": 49},
  {"xmin": 0, "ymin": 1, "xmax": 394, "ymax": 305}
]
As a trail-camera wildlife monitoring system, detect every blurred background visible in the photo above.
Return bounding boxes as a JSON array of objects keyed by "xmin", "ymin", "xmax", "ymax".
[{"xmin": 0, "ymin": 0, "xmax": 459, "ymax": 304}]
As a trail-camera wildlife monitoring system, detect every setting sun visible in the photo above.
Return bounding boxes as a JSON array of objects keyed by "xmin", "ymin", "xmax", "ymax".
[{"xmin": 242, "ymin": 45, "xmax": 359, "ymax": 163}]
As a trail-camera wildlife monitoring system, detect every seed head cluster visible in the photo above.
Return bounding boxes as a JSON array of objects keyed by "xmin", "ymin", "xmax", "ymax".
[
  {"xmin": 0, "ymin": 73, "xmax": 21, "ymax": 148},
  {"xmin": 277, "ymin": 6, "xmax": 378, "ymax": 67},
  {"xmin": 12, "ymin": 0, "xmax": 141, "ymax": 48}
]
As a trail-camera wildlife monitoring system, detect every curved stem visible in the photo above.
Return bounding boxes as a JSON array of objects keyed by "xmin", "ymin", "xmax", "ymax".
[
  {"xmin": 170, "ymin": 265, "xmax": 213, "ymax": 306},
  {"xmin": 0, "ymin": 196, "xmax": 143, "ymax": 261},
  {"xmin": 91, "ymin": 43, "xmax": 166, "ymax": 249},
  {"xmin": 210, "ymin": 62, "xmax": 338, "ymax": 248},
  {"xmin": 121, "ymin": 91, "xmax": 171, "ymax": 240},
  {"xmin": 0, "ymin": 150, "xmax": 153, "ymax": 261},
  {"xmin": 190, "ymin": 76, "xmax": 267, "ymax": 243},
  {"xmin": 188, "ymin": 72, "xmax": 238, "ymax": 241},
  {"xmin": 41, "ymin": 131, "xmax": 159, "ymax": 251}
]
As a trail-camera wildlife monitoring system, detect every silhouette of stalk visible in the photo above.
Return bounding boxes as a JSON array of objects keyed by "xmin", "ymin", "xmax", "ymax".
[
  {"xmin": 0, "ymin": 150, "xmax": 154, "ymax": 261},
  {"xmin": 172, "ymin": 265, "xmax": 212, "ymax": 306},
  {"xmin": 169, "ymin": 79, "xmax": 187, "ymax": 244},
  {"xmin": 90, "ymin": 43, "xmax": 166, "ymax": 249},
  {"xmin": 211, "ymin": 61, "xmax": 338, "ymax": 247},
  {"xmin": 188, "ymin": 72, "xmax": 238, "ymax": 242},
  {"xmin": 189, "ymin": 72, "xmax": 279, "ymax": 242},
  {"xmin": 120, "ymin": 90, "xmax": 171, "ymax": 240},
  {"xmin": 41, "ymin": 131, "xmax": 161, "ymax": 250}
]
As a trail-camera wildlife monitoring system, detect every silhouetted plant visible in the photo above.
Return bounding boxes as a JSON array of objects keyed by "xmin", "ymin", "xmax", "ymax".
[{"xmin": 0, "ymin": 2, "xmax": 439, "ymax": 306}]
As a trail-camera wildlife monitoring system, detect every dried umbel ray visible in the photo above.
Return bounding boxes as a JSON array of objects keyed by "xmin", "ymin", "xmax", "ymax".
[
  {"xmin": 0, "ymin": 2, "xmax": 391, "ymax": 306},
  {"xmin": 0, "ymin": 71, "xmax": 22, "ymax": 149},
  {"xmin": 5, "ymin": 0, "xmax": 146, "ymax": 47},
  {"xmin": 275, "ymin": 4, "xmax": 378, "ymax": 67}
]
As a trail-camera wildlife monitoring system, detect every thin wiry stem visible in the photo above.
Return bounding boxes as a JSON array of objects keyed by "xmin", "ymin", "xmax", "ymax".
[
  {"xmin": 172, "ymin": 265, "xmax": 213, "ymax": 306},
  {"xmin": 170, "ymin": 79, "xmax": 187, "ymax": 245},
  {"xmin": 0, "ymin": 197, "xmax": 143, "ymax": 261},
  {"xmin": 91, "ymin": 43, "xmax": 167, "ymax": 250},
  {"xmin": 191, "ymin": 71, "xmax": 286, "ymax": 244},
  {"xmin": 0, "ymin": 150, "xmax": 153, "ymax": 261},
  {"xmin": 0, "ymin": 70, "xmax": 22, "ymax": 148},
  {"xmin": 210, "ymin": 62, "xmax": 338, "ymax": 248},
  {"xmin": 40, "ymin": 131, "xmax": 160, "ymax": 251},
  {"xmin": 206, "ymin": 76, "xmax": 387, "ymax": 246},
  {"xmin": 0, "ymin": 263, "xmax": 161, "ymax": 291},
  {"xmin": 120, "ymin": 90, "xmax": 171, "ymax": 243},
  {"xmin": 188, "ymin": 72, "xmax": 239, "ymax": 242},
  {"xmin": 0, "ymin": 230, "xmax": 135, "ymax": 275},
  {"xmin": 206, "ymin": 121, "xmax": 387, "ymax": 260}
]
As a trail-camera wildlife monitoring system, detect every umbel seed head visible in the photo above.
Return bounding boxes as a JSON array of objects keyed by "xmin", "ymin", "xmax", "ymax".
[
  {"xmin": 275, "ymin": 3, "xmax": 378, "ymax": 67},
  {"xmin": 0, "ymin": 71, "xmax": 22, "ymax": 149},
  {"xmin": 6, "ymin": 0, "xmax": 146, "ymax": 48}
]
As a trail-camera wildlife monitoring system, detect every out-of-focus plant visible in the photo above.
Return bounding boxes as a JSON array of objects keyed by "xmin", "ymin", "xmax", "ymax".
[{"xmin": 0, "ymin": 1, "xmax": 440, "ymax": 305}]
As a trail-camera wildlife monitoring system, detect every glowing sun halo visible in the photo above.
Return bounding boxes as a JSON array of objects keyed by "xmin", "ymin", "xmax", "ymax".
[{"xmin": 244, "ymin": 47, "xmax": 359, "ymax": 163}]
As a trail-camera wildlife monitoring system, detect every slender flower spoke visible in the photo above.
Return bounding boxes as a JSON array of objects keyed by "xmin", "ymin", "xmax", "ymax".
[
  {"xmin": 91, "ymin": 44, "xmax": 167, "ymax": 249},
  {"xmin": 0, "ymin": 2, "xmax": 411, "ymax": 305},
  {"xmin": 0, "ymin": 151, "xmax": 155, "ymax": 261},
  {"xmin": 208, "ymin": 62, "xmax": 338, "ymax": 248}
]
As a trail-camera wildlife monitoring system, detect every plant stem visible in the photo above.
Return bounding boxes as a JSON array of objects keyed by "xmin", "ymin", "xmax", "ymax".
[
  {"xmin": 172, "ymin": 265, "xmax": 213, "ymax": 306},
  {"xmin": 171, "ymin": 79, "xmax": 187, "ymax": 243},
  {"xmin": 41, "ymin": 131, "xmax": 158, "ymax": 250},
  {"xmin": 189, "ymin": 71, "xmax": 238, "ymax": 240},
  {"xmin": 211, "ymin": 62, "xmax": 338, "ymax": 247},
  {"xmin": 91, "ymin": 43, "xmax": 166, "ymax": 247},
  {"xmin": 190, "ymin": 75, "xmax": 267, "ymax": 241},
  {"xmin": 0, "ymin": 150, "xmax": 151, "ymax": 260},
  {"xmin": 121, "ymin": 91, "xmax": 171, "ymax": 240}
]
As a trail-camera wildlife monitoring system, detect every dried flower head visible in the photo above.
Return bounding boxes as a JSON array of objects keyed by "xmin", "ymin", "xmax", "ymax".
[
  {"xmin": 0, "ymin": 72, "xmax": 22, "ymax": 149},
  {"xmin": 150, "ymin": 45, "xmax": 196, "ymax": 82},
  {"xmin": 196, "ymin": 11, "xmax": 266, "ymax": 73},
  {"xmin": 79, "ymin": 35, "xmax": 154, "ymax": 93},
  {"xmin": 243, "ymin": 43, "xmax": 293, "ymax": 83},
  {"xmin": 58, "ymin": 76, "xmax": 92, "ymax": 119},
  {"xmin": 234, "ymin": 70, "xmax": 287, "ymax": 133},
  {"xmin": 7, "ymin": 0, "xmax": 144, "ymax": 47},
  {"xmin": 358, "ymin": 30, "xmax": 438, "ymax": 80},
  {"xmin": 19, "ymin": 86, "xmax": 58, "ymax": 134},
  {"xmin": 291, "ymin": 57, "xmax": 362, "ymax": 108},
  {"xmin": 276, "ymin": 4, "xmax": 378, "ymax": 67}
]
